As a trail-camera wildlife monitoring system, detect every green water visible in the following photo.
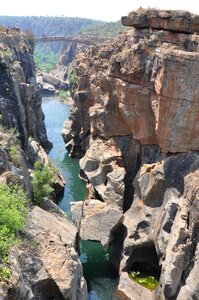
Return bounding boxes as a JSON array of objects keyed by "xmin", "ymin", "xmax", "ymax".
[
  {"xmin": 80, "ymin": 241, "xmax": 119, "ymax": 300},
  {"xmin": 42, "ymin": 97, "xmax": 119, "ymax": 300},
  {"xmin": 42, "ymin": 97, "xmax": 87, "ymax": 211}
]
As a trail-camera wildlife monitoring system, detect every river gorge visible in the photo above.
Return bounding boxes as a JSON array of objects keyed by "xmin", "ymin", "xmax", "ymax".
[
  {"xmin": 0, "ymin": 7, "xmax": 198, "ymax": 300},
  {"xmin": 42, "ymin": 97, "xmax": 119, "ymax": 300}
]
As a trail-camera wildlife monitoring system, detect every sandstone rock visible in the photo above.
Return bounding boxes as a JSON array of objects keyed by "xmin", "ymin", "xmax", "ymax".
[
  {"xmin": 120, "ymin": 152, "xmax": 199, "ymax": 299},
  {"xmin": 79, "ymin": 137, "xmax": 127, "ymax": 208},
  {"xmin": 61, "ymin": 102, "xmax": 86, "ymax": 158},
  {"xmin": 3, "ymin": 206, "xmax": 87, "ymax": 300},
  {"xmin": 30, "ymin": 140, "xmax": 49, "ymax": 166},
  {"xmin": 62, "ymin": 9, "xmax": 199, "ymax": 299},
  {"xmin": 155, "ymin": 49, "xmax": 199, "ymax": 152},
  {"xmin": 42, "ymin": 73, "xmax": 69, "ymax": 91},
  {"xmin": 71, "ymin": 199, "xmax": 123, "ymax": 249},
  {"xmin": 122, "ymin": 9, "xmax": 199, "ymax": 34},
  {"xmin": 40, "ymin": 82, "xmax": 56, "ymax": 95},
  {"xmin": 64, "ymin": 13, "xmax": 199, "ymax": 161}
]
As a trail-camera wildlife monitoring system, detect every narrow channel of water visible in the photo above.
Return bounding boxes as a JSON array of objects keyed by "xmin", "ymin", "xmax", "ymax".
[{"xmin": 42, "ymin": 97, "xmax": 119, "ymax": 300}]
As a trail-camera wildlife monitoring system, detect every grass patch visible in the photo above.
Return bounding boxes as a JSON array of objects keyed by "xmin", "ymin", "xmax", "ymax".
[
  {"xmin": 59, "ymin": 90, "xmax": 71, "ymax": 102},
  {"xmin": 129, "ymin": 270, "xmax": 159, "ymax": 290},
  {"xmin": 128, "ymin": 262, "xmax": 160, "ymax": 290},
  {"xmin": 0, "ymin": 184, "xmax": 28, "ymax": 281}
]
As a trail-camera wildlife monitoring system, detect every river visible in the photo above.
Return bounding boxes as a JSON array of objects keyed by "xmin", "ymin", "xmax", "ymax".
[{"xmin": 42, "ymin": 97, "xmax": 119, "ymax": 300}]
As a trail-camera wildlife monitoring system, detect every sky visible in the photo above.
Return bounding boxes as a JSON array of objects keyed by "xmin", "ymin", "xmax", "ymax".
[{"xmin": 1, "ymin": 0, "xmax": 199, "ymax": 21}]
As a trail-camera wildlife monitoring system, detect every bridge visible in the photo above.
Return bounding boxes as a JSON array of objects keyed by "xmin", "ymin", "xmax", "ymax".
[{"xmin": 35, "ymin": 35, "xmax": 110, "ymax": 45}]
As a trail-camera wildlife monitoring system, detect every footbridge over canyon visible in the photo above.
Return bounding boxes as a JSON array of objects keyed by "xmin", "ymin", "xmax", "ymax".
[{"xmin": 35, "ymin": 35, "xmax": 110, "ymax": 45}]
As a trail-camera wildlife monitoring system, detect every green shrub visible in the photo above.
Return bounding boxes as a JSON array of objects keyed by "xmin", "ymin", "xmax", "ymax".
[
  {"xmin": 27, "ymin": 31, "xmax": 35, "ymax": 54},
  {"xmin": 59, "ymin": 90, "xmax": 70, "ymax": 101},
  {"xmin": 34, "ymin": 46, "xmax": 59, "ymax": 73},
  {"xmin": 0, "ymin": 185, "xmax": 28, "ymax": 234},
  {"xmin": 0, "ymin": 226, "xmax": 14, "ymax": 261},
  {"xmin": 32, "ymin": 160, "xmax": 55, "ymax": 205},
  {"xmin": 9, "ymin": 145, "xmax": 20, "ymax": 166},
  {"xmin": 0, "ymin": 184, "xmax": 28, "ymax": 281},
  {"xmin": 0, "ymin": 266, "xmax": 11, "ymax": 281}
]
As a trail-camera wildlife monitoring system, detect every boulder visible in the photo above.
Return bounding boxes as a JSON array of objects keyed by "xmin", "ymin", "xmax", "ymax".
[
  {"xmin": 71, "ymin": 199, "xmax": 123, "ymax": 249},
  {"xmin": 79, "ymin": 138, "xmax": 127, "ymax": 208},
  {"xmin": 43, "ymin": 73, "xmax": 69, "ymax": 91},
  {"xmin": 40, "ymin": 82, "xmax": 56, "ymax": 95},
  {"xmin": 2, "ymin": 206, "xmax": 87, "ymax": 300}
]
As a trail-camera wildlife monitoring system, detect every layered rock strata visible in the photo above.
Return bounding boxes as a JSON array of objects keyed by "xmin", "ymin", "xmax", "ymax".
[
  {"xmin": 0, "ymin": 29, "xmax": 52, "ymax": 152},
  {"xmin": 64, "ymin": 9, "xmax": 199, "ymax": 300}
]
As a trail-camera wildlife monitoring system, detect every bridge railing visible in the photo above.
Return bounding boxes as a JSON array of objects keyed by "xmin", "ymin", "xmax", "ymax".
[{"xmin": 35, "ymin": 36, "xmax": 112, "ymax": 45}]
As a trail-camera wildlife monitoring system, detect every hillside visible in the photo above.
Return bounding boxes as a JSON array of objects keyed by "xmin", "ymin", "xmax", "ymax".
[
  {"xmin": 78, "ymin": 20, "xmax": 125, "ymax": 37},
  {"xmin": 0, "ymin": 16, "xmax": 104, "ymax": 36}
]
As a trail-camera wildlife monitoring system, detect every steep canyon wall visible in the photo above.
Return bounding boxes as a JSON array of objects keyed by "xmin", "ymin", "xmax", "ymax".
[
  {"xmin": 63, "ymin": 9, "xmax": 199, "ymax": 300},
  {"xmin": 0, "ymin": 29, "xmax": 87, "ymax": 300}
]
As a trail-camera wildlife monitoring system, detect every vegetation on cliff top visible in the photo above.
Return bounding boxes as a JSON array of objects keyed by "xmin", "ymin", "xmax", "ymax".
[
  {"xmin": 0, "ymin": 16, "xmax": 103, "ymax": 37},
  {"xmin": 79, "ymin": 20, "xmax": 125, "ymax": 37}
]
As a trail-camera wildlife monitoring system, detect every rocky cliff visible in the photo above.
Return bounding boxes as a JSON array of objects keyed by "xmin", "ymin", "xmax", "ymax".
[
  {"xmin": 0, "ymin": 27, "xmax": 51, "ymax": 152},
  {"xmin": 0, "ymin": 28, "xmax": 87, "ymax": 299},
  {"xmin": 63, "ymin": 9, "xmax": 199, "ymax": 300}
]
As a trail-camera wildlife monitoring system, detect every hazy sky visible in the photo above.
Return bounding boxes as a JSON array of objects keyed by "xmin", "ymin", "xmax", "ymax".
[{"xmin": 1, "ymin": 0, "xmax": 199, "ymax": 21}]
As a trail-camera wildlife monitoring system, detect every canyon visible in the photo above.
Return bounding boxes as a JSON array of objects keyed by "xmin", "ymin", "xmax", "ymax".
[{"xmin": 0, "ymin": 8, "xmax": 198, "ymax": 300}]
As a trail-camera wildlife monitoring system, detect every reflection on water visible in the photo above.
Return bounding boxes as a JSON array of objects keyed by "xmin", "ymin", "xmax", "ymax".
[{"xmin": 42, "ymin": 97, "xmax": 118, "ymax": 300}]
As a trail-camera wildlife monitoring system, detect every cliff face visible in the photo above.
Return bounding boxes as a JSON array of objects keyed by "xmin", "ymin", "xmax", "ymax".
[
  {"xmin": 0, "ymin": 29, "xmax": 87, "ymax": 300},
  {"xmin": 0, "ymin": 29, "xmax": 51, "ymax": 152},
  {"xmin": 63, "ymin": 9, "xmax": 199, "ymax": 300}
]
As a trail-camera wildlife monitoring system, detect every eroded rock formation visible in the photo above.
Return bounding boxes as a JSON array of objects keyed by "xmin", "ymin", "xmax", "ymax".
[
  {"xmin": 71, "ymin": 199, "xmax": 123, "ymax": 249},
  {"xmin": 0, "ymin": 29, "xmax": 52, "ymax": 151},
  {"xmin": 0, "ymin": 204, "xmax": 87, "ymax": 300},
  {"xmin": 64, "ymin": 9, "xmax": 199, "ymax": 300}
]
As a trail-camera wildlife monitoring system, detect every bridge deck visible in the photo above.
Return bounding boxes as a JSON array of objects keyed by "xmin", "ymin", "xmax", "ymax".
[{"xmin": 35, "ymin": 36, "xmax": 104, "ymax": 45}]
